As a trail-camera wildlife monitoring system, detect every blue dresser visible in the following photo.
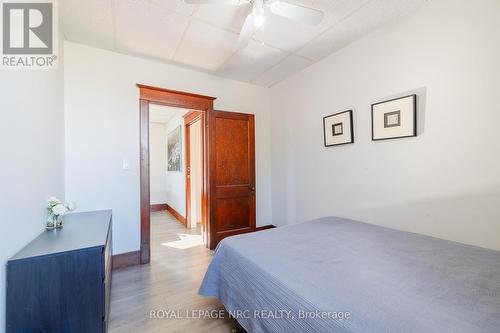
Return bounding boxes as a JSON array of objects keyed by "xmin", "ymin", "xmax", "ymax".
[{"xmin": 6, "ymin": 210, "xmax": 112, "ymax": 333}]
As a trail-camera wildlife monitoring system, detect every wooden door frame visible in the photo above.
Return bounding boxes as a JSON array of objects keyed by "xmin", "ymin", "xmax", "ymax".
[
  {"xmin": 183, "ymin": 111, "xmax": 204, "ymax": 232},
  {"xmin": 138, "ymin": 84, "xmax": 215, "ymax": 264}
]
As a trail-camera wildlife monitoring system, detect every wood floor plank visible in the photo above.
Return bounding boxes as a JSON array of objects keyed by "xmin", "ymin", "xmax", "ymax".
[{"xmin": 108, "ymin": 211, "xmax": 237, "ymax": 332}]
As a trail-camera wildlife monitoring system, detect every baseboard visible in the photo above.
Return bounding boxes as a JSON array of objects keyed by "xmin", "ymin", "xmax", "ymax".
[
  {"xmin": 112, "ymin": 250, "xmax": 141, "ymax": 270},
  {"xmin": 255, "ymin": 225, "xmax": 276, "ymax": 231},
  {"xmin": 150, "ymin": 203, "xmax": 167, "ymax": 212},
  {"xmin": 166, "ymin": 204, "xmax": 187, "ymax": 225}
]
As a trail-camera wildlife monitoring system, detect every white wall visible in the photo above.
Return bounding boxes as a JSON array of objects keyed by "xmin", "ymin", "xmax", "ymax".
[
  {"xmin": 64, "ymin": 41, "xmax": 273, "ymax": 255},
  {"xmin": 270, "ymin": 0, "xmax": 500, "ymax": 250},
  {"xmin": 0, "ymin": 39, "xmax": 65, "ymax": 333},
  {"xmin": 149, "ymin": 122, "xmax": 167, "ymax": 205},
  {"xmin": 165, "ymin": 114, "xmax": 186, "ymax": 217}
]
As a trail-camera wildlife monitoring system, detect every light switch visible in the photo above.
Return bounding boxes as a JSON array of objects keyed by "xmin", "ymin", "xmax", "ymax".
[{"xmin": 122, "ymin": 159, "xmax": 130, "ymax": 170}]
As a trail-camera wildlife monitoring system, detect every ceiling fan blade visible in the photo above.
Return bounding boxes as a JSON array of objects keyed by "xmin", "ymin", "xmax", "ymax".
[
  {"xmin": 238, "ymin": 12, "xmax": 256, "ymax": 49},
  {"xmin": 269, "ymin": 1, "xmax": 324, "ymax": 25},
  {"xmin": 184, "ymin": 0, "xmax": 239, "ymax": 4}
]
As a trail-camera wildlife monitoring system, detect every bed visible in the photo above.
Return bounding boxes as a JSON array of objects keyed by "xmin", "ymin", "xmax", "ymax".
[{"xmin": 199, "ymin": 216, "xmax": 500, "ymax": 333}]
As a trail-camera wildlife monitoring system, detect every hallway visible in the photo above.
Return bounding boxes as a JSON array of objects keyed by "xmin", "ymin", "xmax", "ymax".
[{"xmin": 108, "ymin": 211, "xmax": 235, "ymax": 332}]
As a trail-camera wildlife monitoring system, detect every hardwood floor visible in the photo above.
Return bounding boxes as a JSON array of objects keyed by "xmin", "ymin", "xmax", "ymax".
[{"xmin": 108, "ymin": 211, "xmax": 237, "ymax": 332}]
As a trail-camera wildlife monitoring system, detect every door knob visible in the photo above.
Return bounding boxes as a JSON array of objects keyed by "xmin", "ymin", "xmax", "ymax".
[{"xmin": 250, "ymin": 186, "xmax": 255, "ymax": 191}]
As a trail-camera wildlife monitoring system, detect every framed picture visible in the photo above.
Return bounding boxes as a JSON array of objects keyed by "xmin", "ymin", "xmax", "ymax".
[
  {"xmin": 167, "ymin": 126, "xmax": 182, "ymax": 171},
  {"xmin": 371, "ymin": 94, "xmax": 417, "ymax": 141},
  {"xmin": 323, "ymin": 110, "xmax": 354, "ymax": 147}
]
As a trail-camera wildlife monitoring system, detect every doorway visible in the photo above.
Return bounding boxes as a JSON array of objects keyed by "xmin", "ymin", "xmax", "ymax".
[
  {"xmin": 138, "ymin": 84, "xmax": 214, "ymax": 264},
  {"xmin": 148, "ymin": 104, "xmax": 205, "ymax": 261},
  {"xmin": 138, "ymin": 84, "xmax": 257, "ymax": 264},
  {"xmin": 149, "ymin": 104, "xmax": 189, "ymax": 222}
]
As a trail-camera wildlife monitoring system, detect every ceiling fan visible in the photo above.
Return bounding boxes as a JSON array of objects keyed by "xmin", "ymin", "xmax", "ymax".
[{"xmin": 184, "ymin": 0, "xmax": 324, "ymax": 49}]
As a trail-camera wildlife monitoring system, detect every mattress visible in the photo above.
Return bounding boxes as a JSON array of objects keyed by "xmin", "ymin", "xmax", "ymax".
[{"xmin": 199, "ymin": 217, "xmax": 500, "ymax": 332}]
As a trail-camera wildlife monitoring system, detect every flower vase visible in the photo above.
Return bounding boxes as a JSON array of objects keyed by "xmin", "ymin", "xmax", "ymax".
[
  {"xmin": 54, "ymin": 215, "xmax": 63, "ymax": 229},
  {"xmin": 46, "ymin": 210, "xmax": 55, "ymax": 229},
  {"xmin": 46, "ymin": 212, "xmax": 63, "ymax": 229}
]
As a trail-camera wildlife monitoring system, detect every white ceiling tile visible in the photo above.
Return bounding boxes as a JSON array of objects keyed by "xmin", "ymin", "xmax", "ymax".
[
  {"xmin": 252, "ymin": 55, "xmax": 313, "ymax": 87},
  {"xmin": 115, "ymin": 0, "xmax": 190, "ymax": 60},
  {"xmin": 296, "ymin": 19, "xmax": 364, "ymax": 61},
  {"xmin": 252, "ymin": 0, "xmax": 367, "ymax": 52},
  {"xmin": 60, "ymin": 0, "xmax": 114, "ymax": 49},
  {"xmin": 297, "ymin": 0, "xmax": 427, "ymax": 61},
  {"xmin": 194, "ymin": 3, "xmax": 252, "ymax": 33},
  {"xmin": 174, "ymin": 20, "xmax": 239, "ymax": 71},
  {"xmin": 149, "ymin": 0, "xmax": 198, "ymax": 17},
  {"xmin": 216, "ymin": 40, "xmax": 288, "ymax": 82}
]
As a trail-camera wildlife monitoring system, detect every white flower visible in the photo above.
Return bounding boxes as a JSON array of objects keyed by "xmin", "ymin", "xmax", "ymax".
[
  {"xmin": 52, "ymin": 204, "xmax": 67, "ymax": 216},
  {"xmin": 48, "ymin": 196, "xmax": 61, "ymax": 207},
  {"xmin": 66, "ymin": 202, "xmax": 77, "ymax": 211}
]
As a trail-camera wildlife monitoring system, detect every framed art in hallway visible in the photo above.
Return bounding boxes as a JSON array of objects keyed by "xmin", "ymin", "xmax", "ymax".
[
  {"xmin": 323, "ymin": 110, "xmax": 354, "ymax": 147},
  {"xmin": 372, "ymin": 94, "xmax": 417, "ymax": 141},
  {"xmin": 167, "ymin": 125, "xmax": 182, "ymax": 171}
]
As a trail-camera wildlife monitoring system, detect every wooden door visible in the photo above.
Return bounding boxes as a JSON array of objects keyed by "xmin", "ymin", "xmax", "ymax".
[{"xmin": 209, "ymin": 110, "xmax": 256, "ymax": 248}]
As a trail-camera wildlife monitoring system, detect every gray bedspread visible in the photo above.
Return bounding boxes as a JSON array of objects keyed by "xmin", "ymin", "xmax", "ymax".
[{"xmin": 199, "ymin": 217, "xmax": 500, "ymax": 333}]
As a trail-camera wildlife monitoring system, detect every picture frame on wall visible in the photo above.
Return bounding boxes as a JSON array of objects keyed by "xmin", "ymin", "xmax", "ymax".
[
  {"xmin": 167, "ymin": 125, "xmax": 182, "ymax": 171},
  {"xmin": 323, "ymin": 110, "xmax": 354, "ymax": 147},
  {"xmin": 371, "ymin": 94, "xmax": 417, "ymax": 141}
]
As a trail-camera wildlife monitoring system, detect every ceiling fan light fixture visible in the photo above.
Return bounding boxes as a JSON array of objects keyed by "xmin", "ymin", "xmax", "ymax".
[{"xmin": 185, "ymin": 0, "xmax": 324, "ymax": 49}]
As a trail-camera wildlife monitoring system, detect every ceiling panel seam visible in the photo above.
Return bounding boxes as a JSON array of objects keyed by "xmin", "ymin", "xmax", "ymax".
[{"xmin": 294, "ymin": 0, "xmax": 373, "ymax": 58}]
